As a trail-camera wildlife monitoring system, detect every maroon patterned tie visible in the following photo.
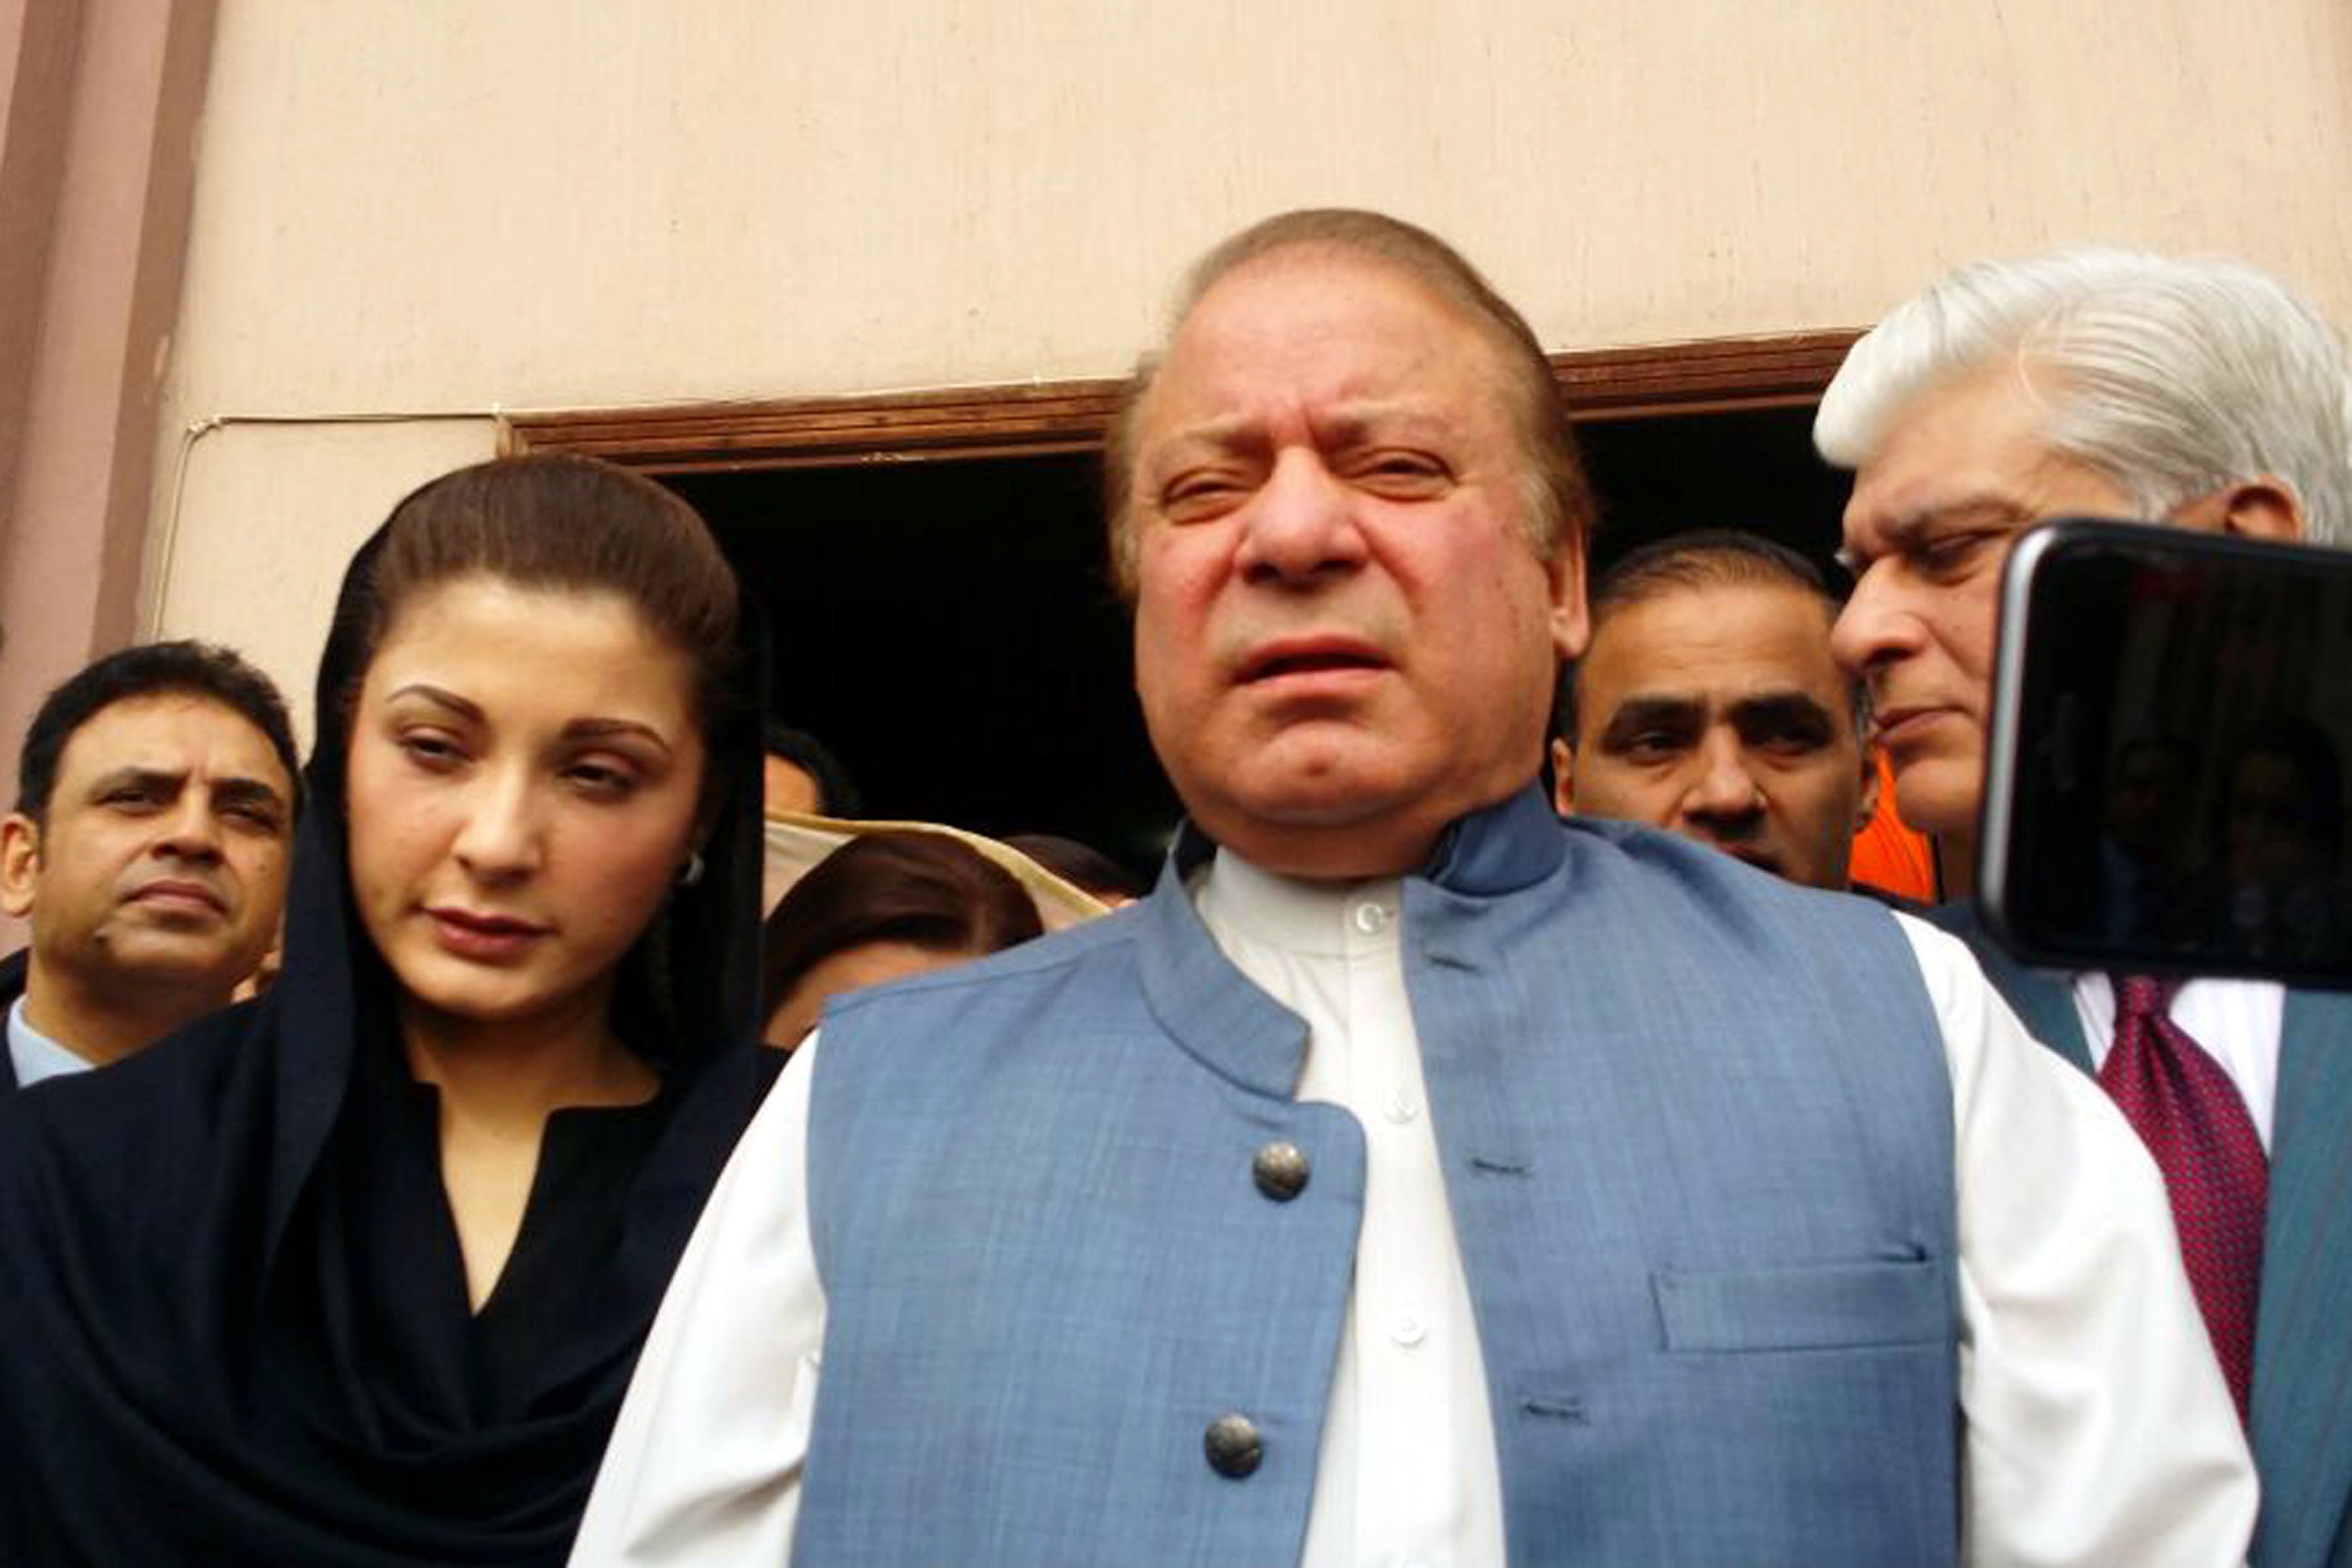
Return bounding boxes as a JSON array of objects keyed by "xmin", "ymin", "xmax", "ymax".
[{"xmin": 2099, "ymin": 975, "xmax": 2266, "ymax": 1422}]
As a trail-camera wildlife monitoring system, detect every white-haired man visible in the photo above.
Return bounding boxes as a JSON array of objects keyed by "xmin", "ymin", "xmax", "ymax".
[{"xmin": 1820, "ymin": 248, "xmax": 2352, "ymax": 1568}]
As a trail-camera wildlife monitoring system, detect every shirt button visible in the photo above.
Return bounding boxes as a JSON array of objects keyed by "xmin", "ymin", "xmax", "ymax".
[
  {"xmin": 1203, "ymin": 1412, "xmax": 1264, "ymax": 1478},
  {"xmin": 1390, "ymin": 1314, "xmax": 1426, "ymax": 1347},
  {"xmin": 1252, "ymin": 1141, "xmax": 1311, "ymax": 1201},
  {"xmin": 1381, "ymin": 1089, "xmax": 1418, "ymax": 1124},
  {"xmin": 1351, "ymin": 900, "xmax": 1392, "ymax": 935}
]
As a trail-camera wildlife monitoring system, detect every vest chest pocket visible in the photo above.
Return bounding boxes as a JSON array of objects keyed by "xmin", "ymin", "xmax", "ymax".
[{"xmin": 1652, "ymin": 1256, "xmax": 1952, "ymax": 1353}]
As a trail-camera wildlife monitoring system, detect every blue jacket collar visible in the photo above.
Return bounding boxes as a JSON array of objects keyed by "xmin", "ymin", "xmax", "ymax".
[
  {"xmin": 1142, "ymin": 785, "xmax": 1563, "ymax": 1100},
  {"xmin": 1166, "ymin": 781, "xmax": 1565, "ymax": 896}
]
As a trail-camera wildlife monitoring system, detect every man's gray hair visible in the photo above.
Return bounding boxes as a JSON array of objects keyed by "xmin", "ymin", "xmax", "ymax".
[{"xmin": 1815, "ymin": 248, "xmax": 2352, "ymax": 547}]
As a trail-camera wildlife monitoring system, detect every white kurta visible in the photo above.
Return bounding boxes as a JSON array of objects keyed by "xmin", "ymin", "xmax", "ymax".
[{"xmin": 572, "ymin": 856, "xmax": 2256, "ymax": 1567}]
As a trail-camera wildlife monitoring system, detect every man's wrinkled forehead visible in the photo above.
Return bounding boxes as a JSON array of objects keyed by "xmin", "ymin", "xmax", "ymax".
[
  {"xmin": 1149, "ymin": 246, "xmax": 1507, "ymax": 408},
  {"xmin": 1147, "ymin": 397, "xmax": 1463, "ymax": 473},
  {"xmin": 1580, "ymin": 579, "xmax": 1859, "ymax": 728},
  {"xmin": 61, "ymin": 693, "xmax": 286, "ymax": 781}
]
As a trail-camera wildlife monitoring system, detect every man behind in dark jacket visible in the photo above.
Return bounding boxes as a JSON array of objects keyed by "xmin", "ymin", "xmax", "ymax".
[{"xmin": 0, "ymin": 640, "xmax": 297, "ymax": 1089}]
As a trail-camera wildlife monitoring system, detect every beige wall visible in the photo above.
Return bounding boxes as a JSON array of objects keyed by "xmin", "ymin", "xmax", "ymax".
[{"xmin": 150, "ymin": 0, "xmax": 2352, "ymax": 731}]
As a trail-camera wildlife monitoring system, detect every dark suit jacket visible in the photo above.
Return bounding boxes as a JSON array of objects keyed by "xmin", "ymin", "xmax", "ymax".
[
  {"xmin": 1932, "ymin": 903, "xmax": 2352, "ymax": 1567},
  {"xmin": 0, "ymin": 949, "xmax": 25, "ymax": 1092}
]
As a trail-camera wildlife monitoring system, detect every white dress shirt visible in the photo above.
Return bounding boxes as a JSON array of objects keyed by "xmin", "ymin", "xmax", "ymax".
[
  {"xmin": 572, "ymin": 855, "xmax": 2255, "ymax": 1567},
  {"xmin": 7, "ymin": 997, "xmax": 92, "ymax": 1088},
  {"xmin": 2070, "ymin": 974, "xmax": 2283, "ymax": 1149}
]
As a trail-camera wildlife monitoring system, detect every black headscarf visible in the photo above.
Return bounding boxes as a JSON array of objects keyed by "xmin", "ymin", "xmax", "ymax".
[{"xmin": 0, "ymin": 518, "xmax": 772, "ymax": 1563}]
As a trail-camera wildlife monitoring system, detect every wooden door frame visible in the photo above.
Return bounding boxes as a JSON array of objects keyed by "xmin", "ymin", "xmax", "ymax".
[{"xmin": 504, "ymin": 330, "xmax": 1859, "ymax": 472}]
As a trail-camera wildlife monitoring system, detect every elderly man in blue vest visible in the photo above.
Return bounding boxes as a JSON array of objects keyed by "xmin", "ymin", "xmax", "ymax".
[
  {"xmin": 1819, "ymin": 248, "xmax": 2352, "ymax": 1568},
  {"xmin": 574, "ymin": 213, "xmax": 2252, "ymax": 1567}
]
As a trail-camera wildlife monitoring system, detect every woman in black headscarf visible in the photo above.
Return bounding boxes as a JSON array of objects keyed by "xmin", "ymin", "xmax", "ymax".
[{"xmin": 0, "ymin": 454, "xmax": 773, "ymax": 1563}]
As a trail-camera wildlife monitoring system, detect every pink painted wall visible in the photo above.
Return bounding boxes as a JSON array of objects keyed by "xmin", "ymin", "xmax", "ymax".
[{"xmin": 0, "ymin": 0, "xmax": 215, "ymax": 945}]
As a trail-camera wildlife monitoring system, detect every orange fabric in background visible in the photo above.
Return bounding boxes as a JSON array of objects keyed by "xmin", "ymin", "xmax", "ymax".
[{"xmin": 1848, "ymin": 747, "xmax": 1938, "ymax": 902}]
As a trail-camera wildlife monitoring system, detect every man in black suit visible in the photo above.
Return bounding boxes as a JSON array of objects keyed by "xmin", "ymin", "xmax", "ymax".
[
  {"xmin": 1818, "ymin": 247, "xmax": 2352, "ymax": 1568},
  {"xmin": 0, "ymin": 641, "xmax": 297, "ymax": 1089}
]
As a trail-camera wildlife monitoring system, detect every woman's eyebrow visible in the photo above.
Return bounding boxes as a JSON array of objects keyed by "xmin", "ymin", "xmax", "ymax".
[
  {"xmin": 388, "ymin": 687, "xmax": 676, "ymax": 757},
  {"xmin": 562, "ymin": 717, "xmax": 675, "ymax": 755},
  {"xmin": 385, "ymin": 683, "xmax": 482, "ymax": 721}
]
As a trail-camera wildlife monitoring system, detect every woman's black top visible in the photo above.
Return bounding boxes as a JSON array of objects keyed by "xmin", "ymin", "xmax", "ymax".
[
  {"xmin": 302, "ymin": 1074, "xmax": 681, "ymax": 1426},
  {"xmin": 0, "ymin": 529, "xmax": 774, "ymax": 1565}
]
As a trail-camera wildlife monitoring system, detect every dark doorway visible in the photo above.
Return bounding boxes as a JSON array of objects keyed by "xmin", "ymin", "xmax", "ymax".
[
  {"xmin": 667, "ymin": 457, "xmax": 1172, "ymax": 872},
  {"xmin": 666, "ymin": 402, "xmax": 1851, "ymax": 881},
  {"xmin": 1580, "ymin": 404, "xmax": 1852, "ymax": 578}
]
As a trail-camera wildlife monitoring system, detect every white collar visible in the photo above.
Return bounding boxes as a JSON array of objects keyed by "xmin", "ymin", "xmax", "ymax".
[
  {"xmin": 1193, "ymin": 849, "xmax": 1403, "ymax": 959},
  {"xmin": 8, "ymin": 994, "xmax": 94, "ymax": 1087}
]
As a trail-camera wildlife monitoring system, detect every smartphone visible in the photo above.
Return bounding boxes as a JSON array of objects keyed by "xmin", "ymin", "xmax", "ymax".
[{"xmin": 1981, "ymin": 519, "xmax": 2352, "ymax": 987}]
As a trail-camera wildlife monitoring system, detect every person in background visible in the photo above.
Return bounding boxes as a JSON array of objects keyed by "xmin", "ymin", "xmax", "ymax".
[
  {"xmin": 1004, "ymin": 831, "xmax": 1149, "ymax": 905},
  {"xmin": 1550, "ymin": 530, "xmax": 1877, "ymax": 893},
  {"xmin": 1848, "ymin": 747, "xmax": 1939, "ymax": 901},
  {"xmin": 0, "ymin": 455, "xmax": 772, "ymax": 1563},
  {"xmin": 577, "ymin": 210, "xmax": 2249, "ymax": 1567},
  {"xmin": 1819, "ymin": 246, "xmax": 2352, "ymax": 1567},
  {"xmin": 0, "ymin": 640, "xmax": 297, "ymax": 1089},
  {"xmin": 764, "ymin": 721, "xmax": 862, "ymax": 819},
  {"xmin": 761, "ymin": 828, "xmax": 1045, "ymax": 1049}
]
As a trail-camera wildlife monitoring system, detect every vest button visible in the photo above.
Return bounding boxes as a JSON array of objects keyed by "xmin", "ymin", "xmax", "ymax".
[
  {"xmin": 1251, "ymin": 1141, "xmax": 1310, "ymax": 1201},
  {"xmin": 1203, "ymin": 1412, "xmax": 1263, "ymax": 1478}
]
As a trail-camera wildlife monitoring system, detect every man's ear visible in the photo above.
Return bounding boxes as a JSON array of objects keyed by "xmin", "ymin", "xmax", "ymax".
[
  {"xmin": 1547, "ymin": 538, "xmax": 1591, "ymax": 662},
  {"xmin": 1854, "ymin": 742, "xmax": 1882, "ymax": 832},
  {"xmin": 1, "ymin": 813, "xmax": 42, "ymax": 919},
  {"xmin": 1549, "ymin": 738, "xmax": 1576, "ymax": 816},
  {"xmin": 2178, "ymin": 478, "xmax": 2305, "ymax": 544}
]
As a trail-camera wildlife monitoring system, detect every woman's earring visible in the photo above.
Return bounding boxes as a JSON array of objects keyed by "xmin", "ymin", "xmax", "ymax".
[{"xmin": 679, "ymin": 851, "xmax": 706, "ymax": 887}]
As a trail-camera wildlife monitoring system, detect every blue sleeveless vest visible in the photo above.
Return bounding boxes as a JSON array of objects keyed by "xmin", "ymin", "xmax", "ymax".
[{"xmin": 799, "ymin": 789, "xmax": 1959, "ymax": 1566}]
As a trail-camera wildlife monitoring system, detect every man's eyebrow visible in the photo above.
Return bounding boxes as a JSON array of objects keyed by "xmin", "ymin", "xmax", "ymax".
[
  {"xmin": 84, "ymin": 764, "xmax": 184, "ymax": 798},
  {"xmin": 1313, "ymin": 400, "xmax": 1446, "ymax": 443},
  {"xmin": 1151, "ymin": 413, "xmax": 1258, "ymax": 457},
  {"xmin": 1597, "ymin": 695, "xmax": 1703, "ymax": 745},
  {"xmin": 1727, "ymin": 692, "xmax": 1837, "ymax": 734},
  {"xmin": 1152, "ymin": 399, "xmax": 1442, "ymax": 459},
  {"xmin": 210, "ymin": 776, "xmax": 290, "ymax": 815},
  {"xmin": 1840, "ymin": 496, "xmax": 2036, "ymax": 569}
]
